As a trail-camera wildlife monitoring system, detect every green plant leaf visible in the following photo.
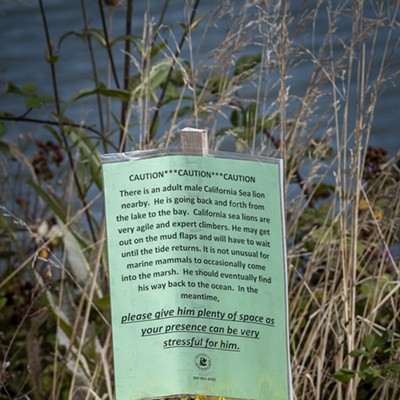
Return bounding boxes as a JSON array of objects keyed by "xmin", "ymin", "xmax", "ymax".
[
  {"xmin": 359, "ymin": 366, "xmax": 382, "ymax": 380},
  {"xmin": 333, "ymin": 368, "xmax": 356, "ymax": 383},
  {"xmin": 150, "ymin": 61, "xmax": 171, "ymax": 90},
  {"xmin": 67, "ymin": 88, "xmax": 131, "ymax": 106},
  {"xmin": 0, "ymin": 111, "xmax": 14, "ymax": 118},
  {"xmin": 95, "ymin": 295, "xmax": 110, "ymax": 311},
  {"xmin": 150, "ymin": 41, "xmax": 167, "ymax": 58},
  {"xmin": 65, "ymin": 126, "xmax": 102, "ymax": 190},
  {"xmin": 84, "ymin": 28, "xmax": 107, "ymax": 47},
  {"xmin": 215, "ymin": 127, "xmax": 231, "ymax": 137},
  {"xmin": 0, "ymin": 121, "xmax": 6, "ymax": 137},
  {"xmin": 149, "ymin": 113, "xmax": 159, "ymax": 140},
  {"xmin": 231, "ymin": 110, "xmax": 240, "ymax": 127},
  {"xmin": 28, "ymin": 180, "xmax": 67, "ymax": 223},
  {"xmin": 387, "ymin": 364, "xmax": 400, "ymax": 373},
  {"xmin": 243, "ymin": 102, "xmax": 257, "ymax": 127},
  {"xmin": 179, "ymin": 14, "xmax": 205, "ymax": 32},
  {"xmin": 206, "ymin": 73, "xmax": 229, "ymax": 94},
  {"xmin": 234, "ymin": 53, "xmax": 262, "ymax": 76},
  {"xmin": 176, "ymin": 105, "xmax": 193, "ymax": 118},
  {"xmin": 170, "ymin": 65, "xmax": 187, "ymax": 87},
  {"xmin": 349, "ymin": 349, "xmax": 369, "ymax": 358},
  {"xmin": 127, "ymin": 61, "xmax": 172, "ymax": 101},
  {"xmin": 309, "ymin": 183, "xmax": 335, "ymax": 201},
  {"xmin": 5, "ymin": 82, "xmax": 54, "ymax": 109},
  {"xmin": 363, "ymin": 334, "xmax": 376, "ymax": 352},
  {"xmin": 26, "ymin": 96, "xmax": 44, "ymax": 109},
  {"xmin": 45, "ymin": 47, "xmax": 60, "ymax": 64},
  {"xmin": 63, "ymin": 228, "xmax": 90, "ymax": 284},
  {"xmin": 5, "ymin": 81, "xmax": 23, "ymax": 95},
  {"xmin": 0, "ymin": 141, "xmax": 8, "ymax": 153},
  {"xmin": 43, "ymin": 124, "xmax": 63, "ymax": 146},
  {"xmin": 375, "ymin": 329, "xmax": 392, "ymax": 348},
  {"xmin": 58, "ymin": 29, "xmax": 107, "ymax": 48},
  {"xmin": 259, "ymin": 113, "xmax": 280, "ymax": 130},
  {"xmin": 22, "ymin": 83, "xmax": 37, "ymax": 93},
  {"xmin": 163, "ymin": 81, "xmax": 179, "ymax": 100},
  {"xmin": 111, "ymin": 34, "xmax": 141, "ymax": 47},
  {"xmin": 0, "ymin": 297, "xmax": 7, "ymax": 310}
]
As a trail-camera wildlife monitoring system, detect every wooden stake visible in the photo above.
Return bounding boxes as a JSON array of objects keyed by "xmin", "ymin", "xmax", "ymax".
[{"xmin": 180, "ymin": 127, "xmax": 208, "ymax": 156}]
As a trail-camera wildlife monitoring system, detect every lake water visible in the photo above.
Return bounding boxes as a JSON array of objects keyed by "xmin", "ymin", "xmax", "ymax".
[{"xmin": 1, "ymin": 0, "xmax": 399, "ymax": 156}]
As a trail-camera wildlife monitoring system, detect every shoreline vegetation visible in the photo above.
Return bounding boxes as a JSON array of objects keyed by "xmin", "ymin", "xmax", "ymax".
[{"xmin": 0, "ymin": 1, "xmax": 399, "ymax": 399}]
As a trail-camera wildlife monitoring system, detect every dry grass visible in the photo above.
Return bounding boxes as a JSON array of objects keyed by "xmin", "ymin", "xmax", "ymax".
[{"xmin": 0, "ymin": 1, "xmax": 399, "ymax": 399}]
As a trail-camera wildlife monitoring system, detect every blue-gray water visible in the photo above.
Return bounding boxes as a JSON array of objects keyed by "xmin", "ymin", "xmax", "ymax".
[{"xmin": 1, "ymin": 0, "xmax": 399, "ymax": 156}]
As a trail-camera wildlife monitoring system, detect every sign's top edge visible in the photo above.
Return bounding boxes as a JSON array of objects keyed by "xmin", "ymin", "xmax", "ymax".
[{"xmin": 101, "ymin": 148, "xmax": 282, "ymax": 165}]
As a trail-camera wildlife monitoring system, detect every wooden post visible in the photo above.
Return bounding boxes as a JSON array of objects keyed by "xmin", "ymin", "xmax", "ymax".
[
  {"xmin": 180, "ymin": 127, "xmax": 208, "ymax": 156},
  {"xmin": 161, "ymin": 129, "xmax": 238, "ymax": 400},
  {"xmin": 117, "ymin": 128, "xmax": 224, "ymax": 400}
]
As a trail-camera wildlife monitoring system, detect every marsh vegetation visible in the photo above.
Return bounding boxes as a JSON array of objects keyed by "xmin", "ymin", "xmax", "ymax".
[{"xmin": 0, "ymin": 1, "xmax": 399, "ymax": 399}]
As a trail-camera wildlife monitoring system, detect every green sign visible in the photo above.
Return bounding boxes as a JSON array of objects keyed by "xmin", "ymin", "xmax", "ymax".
[{"xmin": 102, "ymin": 152, "xmax": 292, "ymax": 400}]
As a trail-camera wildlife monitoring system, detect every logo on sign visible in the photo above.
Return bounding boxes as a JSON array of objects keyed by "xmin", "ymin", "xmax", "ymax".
[{"xmin": 194, "ymin": 353, "xmax": 211, "ymax": 370}]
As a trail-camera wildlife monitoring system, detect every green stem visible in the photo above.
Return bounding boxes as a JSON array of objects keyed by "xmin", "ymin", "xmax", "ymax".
[
  {"xmin": 119, "ymin": 0, "xmax": 134, "ymax": 152},
  {"xmin": 80, "ymin": 0, "xmax": 107, "ymax": 152},
  {"xmin": 38, "ymin": 0, "xmax": 97, "ymax": 243},
  {"xmin": 0, "ymin": 114, "xmax": 116, "ymax": 149},
  {"xmin": 147, "ymin": 0, "xmax": 200, "ymax": 144},
  {"xmin": 97, "ymin": 0, "xmax": 121, "ymax": 89}
]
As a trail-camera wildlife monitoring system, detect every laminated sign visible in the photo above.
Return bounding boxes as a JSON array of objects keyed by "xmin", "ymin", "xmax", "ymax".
[{"xmin": 102, "ymin": 146, "xmax": 292, "ymax": 400}]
